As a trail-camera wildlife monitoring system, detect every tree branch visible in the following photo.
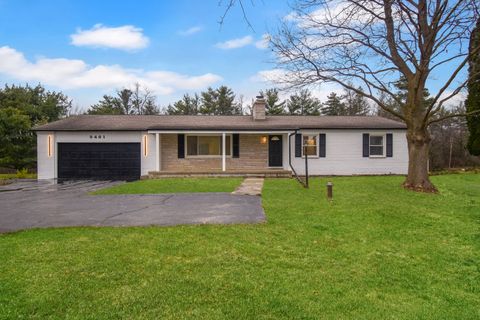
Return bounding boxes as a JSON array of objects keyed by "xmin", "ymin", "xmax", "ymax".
[{"xmin": 428, "ymin": 109, "xmax": 480, "ymax": 125}]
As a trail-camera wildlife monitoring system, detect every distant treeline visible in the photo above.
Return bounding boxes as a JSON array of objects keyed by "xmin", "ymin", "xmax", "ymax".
[{"xmin": 0, "ymin": 83, "xmax": 478, "ymax": 171}]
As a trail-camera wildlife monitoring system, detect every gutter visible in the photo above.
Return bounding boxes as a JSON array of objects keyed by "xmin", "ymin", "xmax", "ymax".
[{"xmin": 33, "ymin": 126, "xmax": 407, "ymax": 132}]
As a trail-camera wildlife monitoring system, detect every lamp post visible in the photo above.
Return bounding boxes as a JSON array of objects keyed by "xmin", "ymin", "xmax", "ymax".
[{"xmin": 326, "ymin": 181, "xmax": 333, "ymax": 200}]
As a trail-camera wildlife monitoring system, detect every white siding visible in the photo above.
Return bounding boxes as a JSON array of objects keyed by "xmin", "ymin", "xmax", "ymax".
[
  {"xmin": 37, "ymin": 129, "xmax": 408, "ymax": 179},
  {"xmin": 37, "ymin": 132, "xmax": 55, "ymax": 180},
  {"xmin": 141, "ymin": 132, "xmax": 157, "ymax": 175},
  {"xmin": 282, "ymin": 133, "xmax": 290, "ymax": 170},
  {"xmin": 288, "ymin": 129, "xmax": 408, "ymax": 175}
]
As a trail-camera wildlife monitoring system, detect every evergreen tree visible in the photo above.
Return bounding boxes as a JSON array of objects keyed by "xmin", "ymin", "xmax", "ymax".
[
  {"xmin": 377, "ymin": 77, "xmax": 433, "ymax": 120},
  {"xmin": 321, "ymin": 92, "xmax": 346, "ymax": 115},
  {"xmin": 200, "ymin": 86, "xmax": 241, "ymax": 115},
  {"xmin": 117, "ymin": 89, "xmax": 134, "ymax": 115},
  {"xmin": 87, "ymin": 95, "xmax": 123, "ymax": 115},
  {"xmin": 343, "ymin": 87, "xmax": 370, "ymax": 115},
  {"xmin": 466, "ymin": 18, "xmax": 480, "ymax": 156},
  {"xmin": 200, "ymin": 87, "xmax": 218, "ymax": 115},
  {"xmin": 0, "ymin": 84, "xmax": 71, "ymax": 124},
  {"xmin": 0, "ymin": 108, "xmax": 35, "ymax": 170},
  {"xmin": 87, "ymin": 85, "xmax": 159, "ymax": 115},
  {"xmin": 142, "ymin": 99, "xmax": 161, "ymax": 115},
  {"xmin": 0, "ymin": 84, "xmax": 71, "ymax": 169},
  {"xmin": 260, "ymin": 88, "xmax": 285, "ymax": 114},
  {"xmin": 216, "ymin": 86, "xmax": 239, "ymax": 115},
  {"xmin": 166, "ymin": 94, "xmax": 201, "ymax": 115},
  {"xmin": 286, "ymin": 89, "xmax": 321, "ymax": 115}
]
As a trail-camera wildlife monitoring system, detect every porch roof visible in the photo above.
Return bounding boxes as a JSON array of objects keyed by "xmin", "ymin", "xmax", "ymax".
[{"xmin": 34, "ymin": 115, "xmax": 406, "ymax": 131}]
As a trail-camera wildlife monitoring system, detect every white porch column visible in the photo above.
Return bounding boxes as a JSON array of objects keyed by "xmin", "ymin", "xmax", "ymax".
[
  {"xmin": 222, "ymin": 132, "xmax": 226, "ymax": 172},
  {"xmin": 155, "ymin": 133, "xmax": 160, "ymax": 171}
]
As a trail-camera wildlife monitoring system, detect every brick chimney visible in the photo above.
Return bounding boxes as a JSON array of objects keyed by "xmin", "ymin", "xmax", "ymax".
[{"xmin": 252, "ymin": 95, "xmax": 266, "ymax": 120}]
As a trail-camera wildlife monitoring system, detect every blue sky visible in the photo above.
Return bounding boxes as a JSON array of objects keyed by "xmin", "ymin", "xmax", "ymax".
[
  {"xmin": 0, "ymin": 0, "xmax": 468, "ymax": 111},
  {"xmin": 0, "ymin": 0, "xmax": 291, "ymax": 110}
]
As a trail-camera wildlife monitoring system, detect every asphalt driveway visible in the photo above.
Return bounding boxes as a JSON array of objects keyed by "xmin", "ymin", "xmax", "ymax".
[{"xmin": 0, "ymin": 180, "xmax": 265, "ymax": 233}]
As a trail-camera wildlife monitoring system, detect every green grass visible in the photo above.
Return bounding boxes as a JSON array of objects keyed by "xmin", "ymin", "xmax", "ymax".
[
  {"xmin": 92, "ymin": 177, "xmax": 243, "ymax": 194},
  {"xmin": 1, "ymin": 174, "xmax": 479, "ymax": 319},
  {"xmin": 0, "ymin": 173, "xmax": 37, "ymax": 180}
]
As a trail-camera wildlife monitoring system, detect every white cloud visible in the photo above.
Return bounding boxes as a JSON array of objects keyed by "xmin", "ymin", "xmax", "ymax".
[
  {"xmin": 250, "ymin": 69, "xmax": 342, "ymax": 101},
  {"xmin": 0, "ymin": 46, "xmax": 222, "ymax": 94},
  {"xmin": 178, "ymin": 26, "xmax": 203, "ymax": 36},
  {"xmin": 255, "ymin": 34, "xmax": 271, "ymax": 50},
  {"xmin": 285, "ymin": 1, "xmax": 385, "ymax": 27},
  {"xmin": 146, "ymin": 71, "xmax": 223, "ymax": 91},
  {"xmin": 438, "ymin": 90, "xmax": 467, "ymax": 109},
  {"xmin": 215, "ymin": 35, "xmax": 253, "ymax": 49},
  {"xmin": 70, "ymin": 24, "xmax": 149, "ymax": 51},
  {"xmin": 250, "ymin": 69, "xmax": 289, "ymax": 84}
]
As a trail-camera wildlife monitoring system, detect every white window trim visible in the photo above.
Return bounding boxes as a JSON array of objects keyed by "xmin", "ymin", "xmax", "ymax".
[
  {"xmin": 301, "ymin": 133, "xmax": 319, "ymax": 158},
  {"xmin": 369, "ymin": 134, "xmax": 386, "ymax": 158},
  {"xmin": 185, "ymin": 134, "xmax": 233, "ymax": 158}
]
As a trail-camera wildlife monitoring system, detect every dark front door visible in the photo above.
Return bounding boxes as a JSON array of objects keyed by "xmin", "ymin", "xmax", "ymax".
[
  {"xmin": 268, "ymin": 135, "xmax": 283, "ymax": 167},
  {"xmin": 58, "ymin": 143, "xmax": 141, "ymax": 180}
]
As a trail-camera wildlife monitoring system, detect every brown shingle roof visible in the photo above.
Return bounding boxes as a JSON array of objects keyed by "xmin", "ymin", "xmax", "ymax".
[{"xmin": 34, "ymin": 115, "xmax": 406, "ymax": 131}]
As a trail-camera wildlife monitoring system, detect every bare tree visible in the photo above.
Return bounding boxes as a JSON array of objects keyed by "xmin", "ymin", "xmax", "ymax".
[
  {"xmin": 268, "ymin": 0, "xmax": 479, "ymax": 192},
  {"xmin": 218, "ymin": 0, "xmax": 255, "ymax": 30},
  {"xmin": 131, "ymin": 83, "xmax": 157, "ymax": 115}
]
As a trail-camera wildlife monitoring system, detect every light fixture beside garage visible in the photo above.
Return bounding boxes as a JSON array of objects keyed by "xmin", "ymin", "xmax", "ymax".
[
  {"xmin": 47, "ymin": 135, "xmax": 53, "ymax": 157},
  {"xmin": 143, "ymin": 135, "xmax": 148, "ymax": 157}
]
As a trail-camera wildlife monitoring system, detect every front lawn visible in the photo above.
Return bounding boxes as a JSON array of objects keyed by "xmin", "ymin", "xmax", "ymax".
[
  {"xmin": 92, "ymin": 177, "xmax": 243, "ymax": 194},
  {"xmin": 1, "ymin": 174, "xmax": 479, "ymax": 319}
]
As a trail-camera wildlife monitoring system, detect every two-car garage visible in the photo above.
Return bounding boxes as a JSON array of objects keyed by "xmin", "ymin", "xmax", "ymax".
[{"xmin": 57, "ymin": 143, "xmax": 141, "ymax": 180}]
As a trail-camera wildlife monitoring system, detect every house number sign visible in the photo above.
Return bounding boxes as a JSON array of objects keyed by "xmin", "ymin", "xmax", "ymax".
[{"xmin": 89, "ymin": 134, "xmax": 106, "ymax": 139}]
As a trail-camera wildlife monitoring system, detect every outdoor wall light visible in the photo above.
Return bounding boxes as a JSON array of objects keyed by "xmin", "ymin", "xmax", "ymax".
[
  {"xmin": 47, "ymin": 135, "xmax": 53, "ymax": 157},
  {"xmin": 143, "ymin": 135, "xmax": 148, "ymax": 157},
  {"xmin": 260, "ymin": 136, "xmax": 267, "ymax": 144}
]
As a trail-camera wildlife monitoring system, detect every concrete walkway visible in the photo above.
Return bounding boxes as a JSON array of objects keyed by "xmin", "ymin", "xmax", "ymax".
[{"xmin": 232, "ymin": 178, "xmax": 264, "ymax": 196}]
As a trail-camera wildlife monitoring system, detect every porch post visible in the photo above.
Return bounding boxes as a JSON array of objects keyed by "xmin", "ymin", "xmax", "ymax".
[
  {"xmin": 222, "ymin": 132, "xmax": 226, "ymax": 172},
  {"xmin": 155, "ymin": 133, "xmax": 160, "ymax": 171}
]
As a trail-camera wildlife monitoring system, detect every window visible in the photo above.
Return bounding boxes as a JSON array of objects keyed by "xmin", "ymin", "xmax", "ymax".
[
  {"xmin": 369, "ymin": 135, "xmax": 384, "ymax": 156},
  {"xmin": 302, "ymin": 134, "xmax": 318, "ymax": 157},
  {"xmin": 186, "ymin": 135, "xmax": 231, "ymax": 157}
]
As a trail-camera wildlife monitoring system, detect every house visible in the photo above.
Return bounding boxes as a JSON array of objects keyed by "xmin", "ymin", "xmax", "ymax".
[{"xmin": 34, "ymin": 96, "xmax": 408, "ymax": 180}]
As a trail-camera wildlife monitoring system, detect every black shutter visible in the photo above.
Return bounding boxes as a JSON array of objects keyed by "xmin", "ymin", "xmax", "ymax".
[
  {"xmin": 319, "ymin": 134, "xmax": 326, "ymax": 157},
  {"xmin": 295, "ymin": 133, "xmax": 302, "ymax": 157},
  {"xmin": 232, "ymin": 134, "xmax": 240, "ymax": 158},
  {"xmin": 386, "ymin": 133, "xmax": 393, "ymax": 157},
  {"xmin": 362, "ymin": 133, "xmax": 370, "ymax": 157},
  {"xmin": 177, "ymin": 134, "xmax": 185, "ymax": 158}
]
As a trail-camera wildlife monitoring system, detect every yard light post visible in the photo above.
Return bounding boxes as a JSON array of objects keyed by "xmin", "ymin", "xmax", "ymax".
[{"xmin": 326, "ymin": 181, "xmax": 333, "ymax": 201}]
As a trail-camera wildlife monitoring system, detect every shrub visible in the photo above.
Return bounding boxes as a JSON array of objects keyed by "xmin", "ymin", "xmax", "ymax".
[{"xmin": 16, "ymin": 168, "xmax": 29, "ymax": 179}]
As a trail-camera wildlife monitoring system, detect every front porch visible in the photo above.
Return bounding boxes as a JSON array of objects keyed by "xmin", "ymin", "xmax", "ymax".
[{"xmin": 147, "ymin": 131, "xmax": 293, "ymax": 176}]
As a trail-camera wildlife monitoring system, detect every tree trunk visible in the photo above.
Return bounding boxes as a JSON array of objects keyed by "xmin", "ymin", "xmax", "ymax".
[{"xmin": 403, "ymin": 127, "xmax": 438, "ymax": 192}]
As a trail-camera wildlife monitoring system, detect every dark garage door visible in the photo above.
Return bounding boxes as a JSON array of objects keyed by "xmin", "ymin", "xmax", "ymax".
[{"xmin": 58, "ymin": 143, "xmax": 141, "ymax": 180}]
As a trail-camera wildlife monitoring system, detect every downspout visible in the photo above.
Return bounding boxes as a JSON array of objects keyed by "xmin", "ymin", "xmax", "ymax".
[{"xmin": 288, "ymin": 130, "xmax": 308, "ymax": 188}]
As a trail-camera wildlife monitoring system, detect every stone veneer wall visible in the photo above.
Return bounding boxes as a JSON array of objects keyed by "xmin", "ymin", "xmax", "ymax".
[{"xmin": 160, "ymin": 134, "xmax": 269, "ymax": 171}]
